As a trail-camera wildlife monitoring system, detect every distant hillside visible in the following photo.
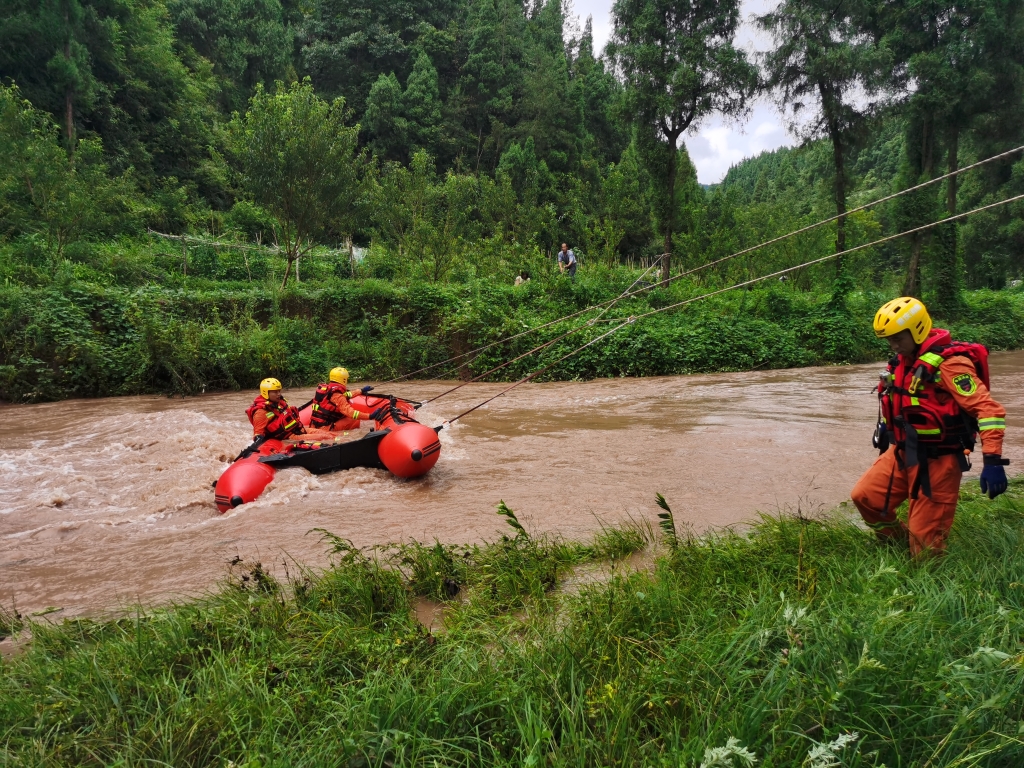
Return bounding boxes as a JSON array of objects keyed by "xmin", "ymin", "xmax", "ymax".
[{"xmin": 720, "ymin": 117, "xmax": 906, "ymax": 206}]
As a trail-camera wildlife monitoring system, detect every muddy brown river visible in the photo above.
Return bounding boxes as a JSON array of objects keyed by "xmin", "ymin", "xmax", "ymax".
[{"xmin": 2, "ymin": 352, "xmax": 1023, "ymax": 618}]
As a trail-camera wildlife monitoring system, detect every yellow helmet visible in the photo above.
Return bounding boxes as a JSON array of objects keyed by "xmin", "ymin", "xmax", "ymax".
[
  {"xmin": 329, "ymin": 367, "xmax": 349, "ymax": 386},
  {"xmin": 873, "ymin": 297, "xmax": 932, "ymax": 345},
  {"xmin": 260, "ymin": 377, "xmax": 283, "ymax": 399}
]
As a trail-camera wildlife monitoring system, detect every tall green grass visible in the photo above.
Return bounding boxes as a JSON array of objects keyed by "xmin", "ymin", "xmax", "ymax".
[{"xmin": 2, "ymin": 481, "xmax": 1024, "ymax": 766}]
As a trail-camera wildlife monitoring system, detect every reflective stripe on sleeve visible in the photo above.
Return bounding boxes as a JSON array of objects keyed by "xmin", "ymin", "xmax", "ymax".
[
  {"xmin": 978, "ymin": 417, "xmax": 1006, "ymax": 431},
  {"xmin": 919, "ymin": 352, "xmax": 944, "ymax": 367}
]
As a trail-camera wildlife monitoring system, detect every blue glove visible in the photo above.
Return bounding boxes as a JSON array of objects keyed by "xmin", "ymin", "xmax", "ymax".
[
  {"xmin": 980, "ymin": 454, "xmax": 1009, "ymax": 499},
  {"xmin": 360, "ymin": 385, "xmax": 374, "ymax": 395}
]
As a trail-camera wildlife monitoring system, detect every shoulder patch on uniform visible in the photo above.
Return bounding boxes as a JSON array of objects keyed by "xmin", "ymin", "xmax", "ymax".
[{"xmin": 952, "ymin": 372, "xmax": 977, "ymax": 396}]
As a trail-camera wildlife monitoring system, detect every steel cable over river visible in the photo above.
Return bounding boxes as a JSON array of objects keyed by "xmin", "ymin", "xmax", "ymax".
[
  {"xmin": 2, "ymin": 354, "xmax": 1023, "ymax": 618},
  {"xmin": 378, "ymin": 144, "xmax": 1024, "ymax": 386}
]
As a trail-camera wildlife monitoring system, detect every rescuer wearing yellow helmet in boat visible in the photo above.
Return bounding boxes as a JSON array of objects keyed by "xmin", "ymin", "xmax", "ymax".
[
  {"xmin": 309, "ymin": 367, "xmax": 374, "ymax": 431},
  {"xmin": 245, "ymin": 377, "xmax": 305, "ymax": 439},
  {"xmin": 851, "ymin": 297, "xmax": 1008, "ymax": 556}
]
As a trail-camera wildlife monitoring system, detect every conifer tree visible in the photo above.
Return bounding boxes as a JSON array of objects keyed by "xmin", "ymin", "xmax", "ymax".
[
  {"xmin": 517, "ymin": 0, "xmax": 584, "ymax": 175},
  {"xmin": 572, "ymin": 16, "xmax": 628, "ymax": 167},
  {"xmin": 403, "ymin": 51, "xmax": 444, "ymax": 157},
  {"xmin": 758, "ymin": 0, "xmax": 888, "ymax": 285},
  {"xmin": 609, "ymin": 0, "xmax": 757, "ymax": 284},
  {"xmin": 875, "ymin": 0, "xmax": 1024, "ymax": 309},
  {"xmin": 168, "ymin": 0, "xmax": 294, "ymax": 113},
  {"xmin": 364, "ymin": 72, "xmax": 409, "ymax": 163},
  {"xmin": 0, "ymin": 0, "xmax": 93, "ymax": 146},
  {"xmin": 461, "ymin": 0, "xmax": 526, "ymax": 170}
]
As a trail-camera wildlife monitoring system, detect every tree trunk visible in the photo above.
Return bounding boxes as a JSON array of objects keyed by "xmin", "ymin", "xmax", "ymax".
[
  {"xmin": 831, "ymin": 128, "xmax": 846, "ymax": 272},
  {"xmin": 64, "ymin": 8, "xmax": 74, "ymax": 146},
  {"xmin": 934, "ymin": 126, "xmax": 962, "ymax": 317},
  {"xmin": 903, "ymin": 240, "xmax": 922, "ymax": 296},
  {"xmin": 281, "ymin": 254, "xmax": 294, "ymax": 288},
  {"xmin": 820, "ymin": 83, "xmax": 846, "ymax": 276},
  {"xmin": 346, "ymin": 235, "xmax": 355, "ymax": 277},
  {"xmin": 946, "ymin": 128, "xmax": 958, "ymax": 216},
  {"xmin": 903, "ymin": 114, "xmax": 935, "ymax": 298},
  {"xmin": 661, "ymin": 142, "xmax": 677, "ymax": 286}
]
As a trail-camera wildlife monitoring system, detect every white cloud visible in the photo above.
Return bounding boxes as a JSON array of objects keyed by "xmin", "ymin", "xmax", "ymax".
[
  {"xmin": 754, "ymin": 121, "xmax": 783, "ymax": 138},
  {"xmin": 685, "ymin": 101, "xmax": 793, "ymax": 184}
]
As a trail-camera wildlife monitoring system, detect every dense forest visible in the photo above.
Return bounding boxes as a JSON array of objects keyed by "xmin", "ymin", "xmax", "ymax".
[{"xmin": 1, "ymin": 0, "xmax": 1023, "ymax": 401}]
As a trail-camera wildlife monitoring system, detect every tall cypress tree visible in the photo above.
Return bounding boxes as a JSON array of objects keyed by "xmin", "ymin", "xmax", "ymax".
[
  {"xmin": 758, "ymin": 0, "xmax": 888, "ymax": 285},
  {"xmin": 403, "ymin": 50, "xmax": 443, "ymax": 157},
  {"xmin": 364, "ymin": 72, "xmax": 409, "ymax": 162},
  {"xmin": 876, "ymin": 0, "xmax": 1024, "ymax": 310},
  {"xmin": 609, "ymin": 0, "xmax": 757, "ymax": 284},
  {"xmin": 460, "ymin": 0, "xmax": 526, "ymax": 170},
  {"xmin": 572, "ymin": 16, "xmax": 628, "ymax": 167},
  {"xmin": 517, "ymin": 0, "xmax": 584, "ymax": 175},
  {"xmin": 0, "ymin": 0, "xmax": 93, "ymax": 146}
]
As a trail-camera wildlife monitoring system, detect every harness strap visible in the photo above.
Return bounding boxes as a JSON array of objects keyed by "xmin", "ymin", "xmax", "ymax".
[{"xmin": 311, "ymin": 406, "xmax": 343, "ymax": 424}]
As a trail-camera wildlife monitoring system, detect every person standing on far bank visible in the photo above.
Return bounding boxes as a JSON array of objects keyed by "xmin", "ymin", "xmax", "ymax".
[
  {"xmin": 851, "ymin": 297, "xmax": 1009, "ymax": 557},
  {"xmin": 557, "ymin": 243, "xmax": 577, "ymax": 282}
]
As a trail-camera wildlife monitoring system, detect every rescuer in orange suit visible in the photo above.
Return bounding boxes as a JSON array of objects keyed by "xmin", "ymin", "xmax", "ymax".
[
  {"xmin": 851, "ymin": 297, "xmax": 1009, "ymax": 556},
  {"xmin": 246, "ymin": 377, "xmax": 305, "ymax": 440},
  {"xmin": 309, "ymin": 367, "xmax": 373, "ymax": 431}
]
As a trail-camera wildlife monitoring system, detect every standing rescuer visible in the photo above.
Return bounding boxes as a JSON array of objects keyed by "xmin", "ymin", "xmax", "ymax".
[
  {"xmin": 246, "ymin": 377, "xmax": 304, "ymax": 440},
  {"xmin": 309, "ymin": 367, "xmax": 373, "ymax": 431},
  {"xmin": 852, "ymin": 297, "xmax": 1009, "ymax": 556}
]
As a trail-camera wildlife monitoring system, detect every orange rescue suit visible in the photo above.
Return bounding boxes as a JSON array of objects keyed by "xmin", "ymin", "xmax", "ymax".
[
  {"xmin": 246, "ymin": 395, "xmax": 303, "ymax": 439},
  {"xmin": 852, "ymin": 329, "xmax": 1006, "ymax": 555},
  {"xmin": 309, "ymin": 381, "xmax": 365, "ymax": 430}
]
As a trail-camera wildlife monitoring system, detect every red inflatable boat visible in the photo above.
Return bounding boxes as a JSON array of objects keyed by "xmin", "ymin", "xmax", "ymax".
[{"xmin": 214, "ymin": 393, "xmax": 441, "ymax": 513}]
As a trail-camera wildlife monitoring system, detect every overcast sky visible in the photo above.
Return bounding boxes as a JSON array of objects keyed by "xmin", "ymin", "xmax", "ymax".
[{"xmin": 570, "ymin": 0, "xmax": 793, "ymax": 184}]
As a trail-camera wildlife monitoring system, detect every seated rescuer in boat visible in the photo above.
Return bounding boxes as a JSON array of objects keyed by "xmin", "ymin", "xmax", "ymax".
[
  {"xmin": 852, "ymin": 297, "xmax": 1009, "ymax": 557},
  {"xmin": 246, "ymin": 377, "xmax": 305, "ymax": 440},
  {"xmin": 309, "ymin": 367, "xmax": 373, "ymax": 431}
]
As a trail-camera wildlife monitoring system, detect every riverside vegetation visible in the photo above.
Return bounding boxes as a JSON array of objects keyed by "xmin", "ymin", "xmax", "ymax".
[
  {"xmin": 3, "ymin": 0, "xmax": 1024, "ymax": 402},
  {"xmin": 3, "ymin": 266, "xmax": 1024, "ymax": 402},
  {"xmin": 2, "ymin": 481, "xmax": 1024, "ymax": 766}
]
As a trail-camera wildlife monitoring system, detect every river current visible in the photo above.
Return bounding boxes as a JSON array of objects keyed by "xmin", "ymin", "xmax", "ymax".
[{"xmin": 2, "ymin": 352, "xmax": 1022, "ymax": 617}]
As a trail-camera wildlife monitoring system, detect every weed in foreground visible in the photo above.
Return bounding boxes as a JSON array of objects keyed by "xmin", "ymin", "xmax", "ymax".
[
  {"xmin": 1, "ymin": 481, "xmax": 1023, "ymax": 766},
  {"xmin": 0, "ymin": 603, "xmax": 22, "ymax": 641}
]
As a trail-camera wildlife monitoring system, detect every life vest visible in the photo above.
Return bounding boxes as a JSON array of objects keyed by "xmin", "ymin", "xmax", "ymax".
[
  {"xmin": 245, "ymin": 395, "xmax": 301, "ymax": 439},
  {"xmin": 309, "ymin": 381, "xmax": 353, "ymax": 428},
  {"xmin": 878, "ymin": 328, "xmax": 990, "ymax": 454}
]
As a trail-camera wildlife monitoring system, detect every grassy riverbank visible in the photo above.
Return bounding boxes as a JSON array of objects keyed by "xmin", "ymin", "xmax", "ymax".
[
  {"xmin": 2, "ymin": 480, "xmax": 1023, "ymax": 766},
  {"xmin": 3, "ymin": 267, "xmax": 1024, "ymax": 402}
]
